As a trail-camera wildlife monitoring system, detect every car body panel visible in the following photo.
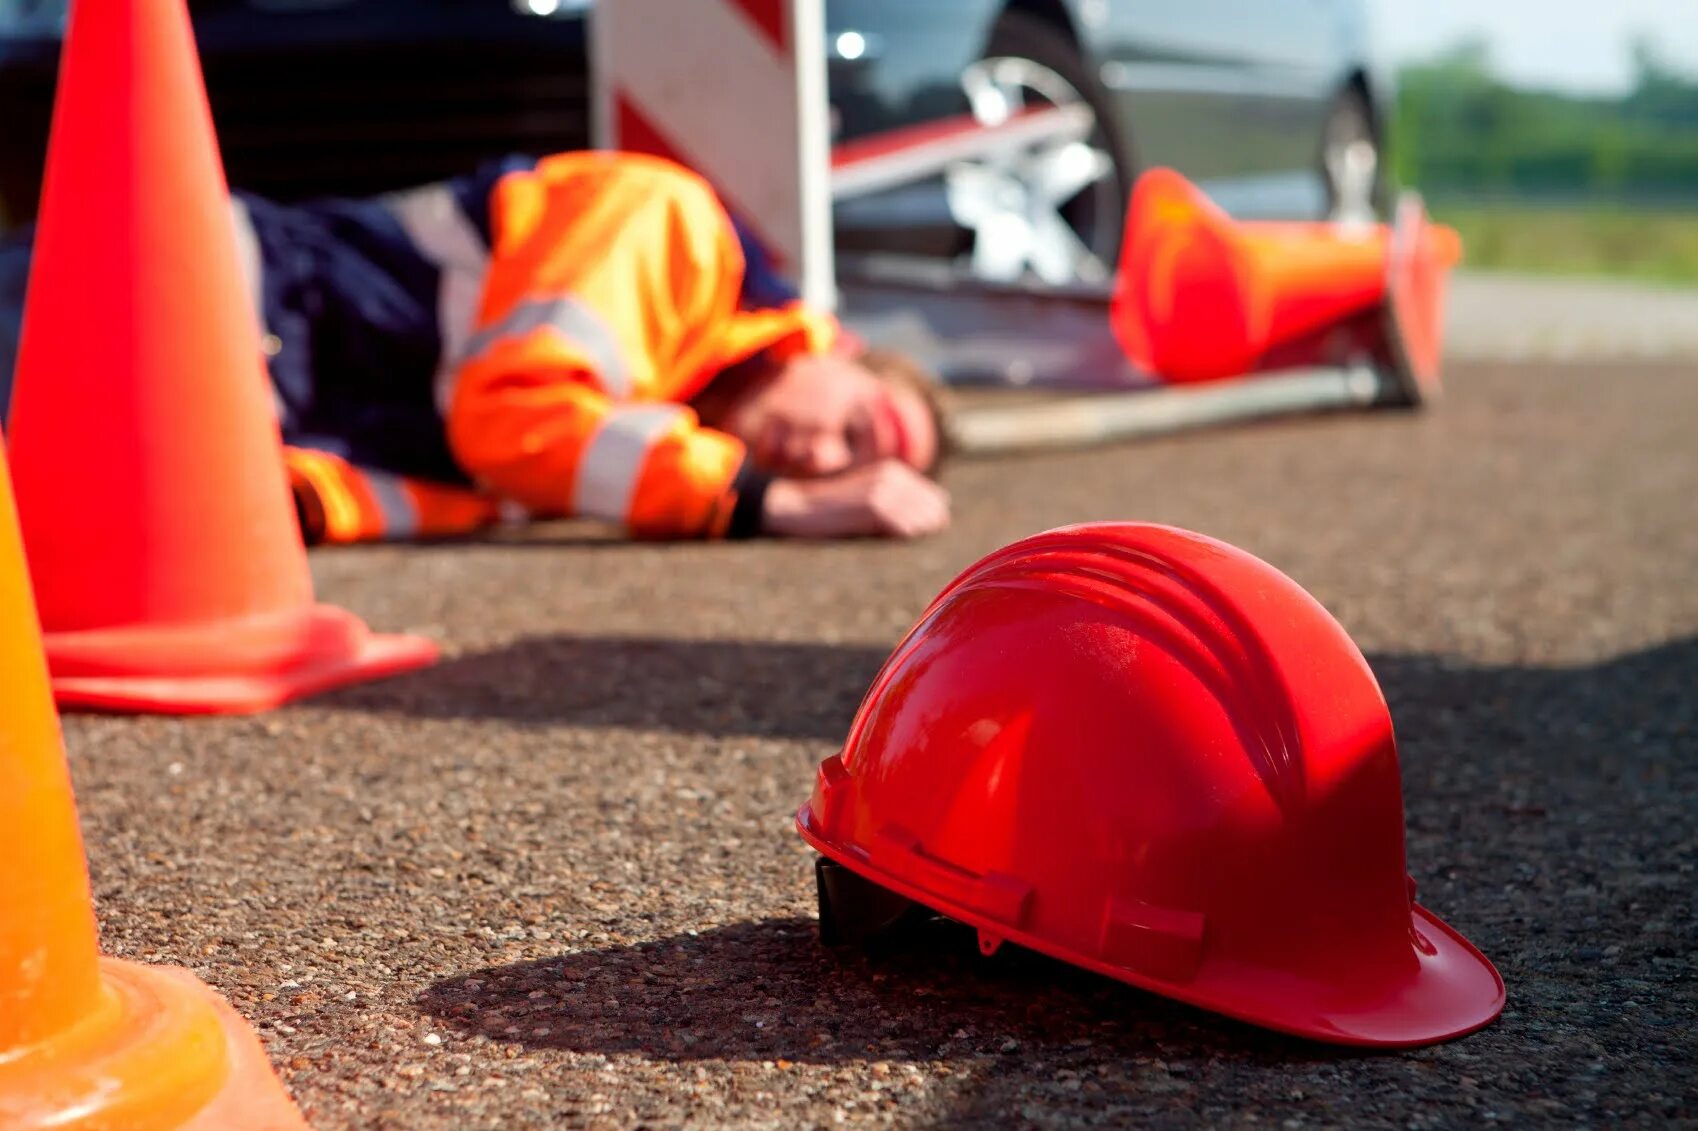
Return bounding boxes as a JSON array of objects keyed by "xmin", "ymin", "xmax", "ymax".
[
  {"xmin": 825, "ymin": 0, "xmax": 1000, "ymax": 143},
  {"xmin": 1092, "ymin": 4, "xmax": 1334, "ymax": 171},
  {"xmin": 1, "ymin": 0, "xmax": 1383, "ymax": 242}
]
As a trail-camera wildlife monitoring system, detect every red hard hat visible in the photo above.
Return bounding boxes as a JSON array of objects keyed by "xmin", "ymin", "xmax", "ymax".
[{"xmin": 796, "ymin": 523, "xmax": 1505, "ymax": 1047}]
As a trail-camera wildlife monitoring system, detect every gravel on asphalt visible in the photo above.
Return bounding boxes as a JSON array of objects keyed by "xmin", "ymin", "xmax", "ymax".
[{"xmin": 57, "ymin": 360, "xmax": 1698, "ymax": 1128}]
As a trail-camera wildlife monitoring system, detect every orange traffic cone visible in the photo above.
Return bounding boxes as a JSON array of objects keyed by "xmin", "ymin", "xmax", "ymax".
[
  {"xmin": 0, "ymin": 435, "xmax": 310, "ymax": 1129},
  {"xmin": 1110, "ymin": 168, "xmax": 1462, "ymax": 388},
  {"xmin": 1383, "ymin": 193, "xmax": 1462, "ymax": 397},
  {"xmin": 4, "ymin": 0, "xmax": 438, "ymax": 713}
]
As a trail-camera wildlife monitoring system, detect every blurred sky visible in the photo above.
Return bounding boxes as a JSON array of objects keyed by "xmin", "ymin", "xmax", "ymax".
[{"xmin": 1369, "ymin": 0, "xmax": 1698, "ymax": 94}]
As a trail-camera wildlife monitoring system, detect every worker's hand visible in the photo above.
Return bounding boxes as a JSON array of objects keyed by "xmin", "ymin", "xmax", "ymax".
[{"xmin": 761, "ymin": 459, "xmax": 950, "ymax": 539}]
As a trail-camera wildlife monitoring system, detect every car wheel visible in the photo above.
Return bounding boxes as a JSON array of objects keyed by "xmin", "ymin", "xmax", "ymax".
[
  {"xmin": 1319, "ymin": 85, "xmax": 1383, "ymax": 224},
  {"xmin": 946, "ymin": 10, "xmax": 1132, "ymax": 287}
]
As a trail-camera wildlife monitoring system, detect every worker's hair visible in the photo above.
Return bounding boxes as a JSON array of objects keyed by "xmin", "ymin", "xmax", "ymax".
[
  {"xmin": 853, "ymin": 346, "xmax": 955, "ymax": 478},
  {"xmin": 691, "ymin": 343, "xmax": 956, "ymax": 476}
]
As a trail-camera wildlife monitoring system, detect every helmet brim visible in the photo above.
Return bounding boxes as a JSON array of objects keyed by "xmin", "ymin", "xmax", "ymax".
[
  {"xmin": 1264, "ymin": 900, "xmax": 1507, "ymax": 1048},
  {"xmin": 800, "ymin": 808, "xmax": 1505, "ymax": 1049}
]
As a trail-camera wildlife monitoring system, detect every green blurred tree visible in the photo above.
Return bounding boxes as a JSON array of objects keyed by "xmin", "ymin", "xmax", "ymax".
[{"xmin": 1390, "ymin": 31, "xmax": 1698, "ymax": 203}]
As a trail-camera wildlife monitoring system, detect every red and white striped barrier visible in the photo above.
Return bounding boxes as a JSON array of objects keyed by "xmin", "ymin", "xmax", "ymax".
[{"xmin": 592, "ymin": 0, "xmax": 835, "ymax": 310}]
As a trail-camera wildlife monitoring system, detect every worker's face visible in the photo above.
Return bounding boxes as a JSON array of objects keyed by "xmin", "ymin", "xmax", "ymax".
[{"xmin": 720, "ymin": 354, "xmax": 938, "ymax": 479}]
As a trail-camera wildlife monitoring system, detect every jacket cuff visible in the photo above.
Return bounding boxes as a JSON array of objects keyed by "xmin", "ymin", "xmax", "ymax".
[{"xmin": 725, "ymin": 457, "xmax": 772, "ymax": 539}]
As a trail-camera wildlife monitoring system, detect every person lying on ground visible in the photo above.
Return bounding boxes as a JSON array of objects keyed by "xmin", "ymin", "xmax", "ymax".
[{"xmin": 0, "ymin": 150, "xmax": 951, "ymax": 543}]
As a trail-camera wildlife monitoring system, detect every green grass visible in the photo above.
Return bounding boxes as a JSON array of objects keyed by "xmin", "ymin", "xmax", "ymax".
[{"xmin": 1431, "ymin": 203, "xmax": 1698, "ymax": 285}]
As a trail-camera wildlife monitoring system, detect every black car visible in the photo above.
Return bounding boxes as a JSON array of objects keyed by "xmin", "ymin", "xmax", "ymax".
[{"xmin": 0, "ymin": 0, "xmax": 1390, "ymax": 287}]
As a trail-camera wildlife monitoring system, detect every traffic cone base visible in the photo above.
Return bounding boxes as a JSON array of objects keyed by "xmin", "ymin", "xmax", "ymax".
[
  {"xmin": 0, "ymin": 959, "xmax": 307, "ymax": 1130},
  {"xmin": 42, "ymin": 604, "xmax": 438, "ymax": 714}
]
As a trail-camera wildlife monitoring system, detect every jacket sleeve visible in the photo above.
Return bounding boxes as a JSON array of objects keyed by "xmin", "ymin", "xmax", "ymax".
[
  {"xmin": 444, "ymin": 153, "xmax": 783, "ymax": 539},
  {"xmin": 285, "ymin": 446, "xmax": 506, "ymax": 545}
]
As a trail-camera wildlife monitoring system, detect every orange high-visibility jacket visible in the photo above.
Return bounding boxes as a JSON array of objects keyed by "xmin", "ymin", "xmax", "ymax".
[{"xmin": 232, "ymin": 151, "xmax": 839, "ymax": 543}]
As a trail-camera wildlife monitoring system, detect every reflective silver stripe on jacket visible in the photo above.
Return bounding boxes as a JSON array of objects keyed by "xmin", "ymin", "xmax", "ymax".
[
  {"xmin": 229, "ymin": 195, "xmax": 264, "ymax": 324},
  {"xmin": 572, "ymin": 404, "xmax": 686, "ymax": 522},
  {"xmin": 362, "ymin": 469, "xmax": 420, "ymax": 541},
  {"xmin": 457, "ymin": 294, "xmax": 633, "ymax": 398},
  {"xmin": 378, "ymin": 182, "xmax": 492, "ymax": 416},
  {"xmin": 228, "ymin": 195, "xmax": 284, "ymax": 420}
]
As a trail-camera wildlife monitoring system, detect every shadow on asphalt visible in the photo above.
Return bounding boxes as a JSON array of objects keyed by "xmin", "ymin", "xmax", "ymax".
[
  {"xmin": 311, "ymin": 521, "xmax": 651, "ymax": 550},
  {"xmin": 316, "ymin": 634, "xmax": 891, "ymax": 740},
  {"xmin": 319, "ymin": 630, "xmax": 1698, "ymax": 758},
  {"xmin": 1368, "ymin": 636, "xmax": 1698, "ymax": 793},
  {"xmin": 417, "ymin": 915, "xmax": 1348, "ymax": 1068},
  {"xmin": 410, "ymin": 637, "xmax": 1696, "ymax": 1119}
]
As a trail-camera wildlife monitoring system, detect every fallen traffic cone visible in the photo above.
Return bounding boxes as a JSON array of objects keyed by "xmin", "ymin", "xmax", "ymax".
[
  {"xmin": 4, "ymin": 0, "xmax": 438, "ymax": 713},
  {"xmin": 1110, "ymin": 168, "xmax": 1462, "ymax": 394},
  {"xmin": 0, "ymin": 435, "xmax": 310, "ymax": 1129}
]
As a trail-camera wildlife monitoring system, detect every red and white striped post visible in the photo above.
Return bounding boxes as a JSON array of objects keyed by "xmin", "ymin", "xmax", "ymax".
[{"xmin": 591, "ymin": 0, "xmax": 836, "ymax": 311}]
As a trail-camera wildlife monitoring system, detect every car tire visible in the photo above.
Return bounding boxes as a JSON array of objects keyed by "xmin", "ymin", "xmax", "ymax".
[
  {"xmin": 958, "ymin": 9, "xmax": 1135, "ymax": 282},
  {"xmin": 1318, "ymin": 84, "xmax": 1385, "ymax": 223}
]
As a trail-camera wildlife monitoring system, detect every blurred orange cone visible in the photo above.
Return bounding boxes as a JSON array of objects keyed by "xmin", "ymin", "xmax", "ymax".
[
  {"xmin": 4, "ymin": 0, "xmax": 437, "ymax": 713},
  {"xmin": 0, "ymin": 435, "xmax": 310, "ymax": 1129},
  {"xmin": 1382, "ymin": 193, "xmax": 1462, "ymax": 397},
  {"xmin": 1110, "ymin": 168, "xmax": 1462, "ymax": 389}
]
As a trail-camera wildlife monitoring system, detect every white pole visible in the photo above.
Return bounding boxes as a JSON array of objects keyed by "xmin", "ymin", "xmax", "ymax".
[
  {"xmin": 588, "ymin": 3, "xmax": 614, "ymax": 153},
  {"xmin": 791, "ymin": 0, "xmax": 837, "ymax": 312}
]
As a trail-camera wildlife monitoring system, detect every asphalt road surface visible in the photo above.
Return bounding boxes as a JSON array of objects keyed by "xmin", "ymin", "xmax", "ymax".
[
  {"xmin": 61, "ymin": 359, "xmax": 1696, "ymax": 1128},
  {"xmin": 1445, "ymin": 273, "xmax": 1698, "ymax": 364}
]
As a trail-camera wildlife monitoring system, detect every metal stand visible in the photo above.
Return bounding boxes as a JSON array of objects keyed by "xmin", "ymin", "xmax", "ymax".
[
  {"xmin": 835, "ymin": 213, "xmax": 1435, "ymax": 458},
  {"xmin": 946, "ymin": 364, "xmax": 1394, "ymax": 455}
]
